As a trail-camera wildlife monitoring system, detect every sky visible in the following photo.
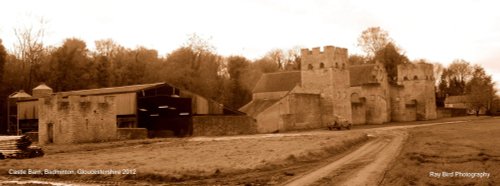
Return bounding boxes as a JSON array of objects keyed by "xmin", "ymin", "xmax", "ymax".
[{"xmin": 1, "ymin": 0, "xmax": 499, "ymax": 90}]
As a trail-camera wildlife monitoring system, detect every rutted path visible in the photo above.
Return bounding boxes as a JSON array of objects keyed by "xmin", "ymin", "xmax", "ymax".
[{"xmin": 282, "ymin": 120, "xmax": 469, "ymax": 186}]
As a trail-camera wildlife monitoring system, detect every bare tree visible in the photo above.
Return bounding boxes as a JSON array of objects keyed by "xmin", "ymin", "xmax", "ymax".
[
  {"xmin": 357, "ymin": 27, "xmax": 393, "ymax": 58},
  {"xmin": 13, "ymin": 17, "xmax": 47, "ymax": 90},
  {"xmin": 284, "ymin": 46, "xmax": 301, "ymax": 70},
  {"xmin": 447, "ymin": 59, "xmax": 472, "ymax": 83},
  {"xmin": 433, "ymin": 62, "xmax": 444, "ymax": 85}
]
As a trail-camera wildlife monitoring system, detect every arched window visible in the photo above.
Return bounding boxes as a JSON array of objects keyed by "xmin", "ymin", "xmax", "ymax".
[
  {"xmin": 404, "ymin": 76, "xmax": 409, "ymax": 81},
  {"xmin": 319, "ymin": 63, "xmax": 325, "ymax": 69},
  {"xmin": 308, "ymin": 64, "xmax": 313, "ymax": 70},
  {"xmin": 413, "ymin": 75, "xmax": 418, "ymax": 80}
]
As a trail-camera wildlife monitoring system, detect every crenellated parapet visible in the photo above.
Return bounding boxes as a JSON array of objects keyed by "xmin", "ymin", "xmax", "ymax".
[
  {"xmin": 397, "ymin": 63, "xmax": 435, "ymax": 82},
  {"xmin": 301, "ymin": 46, "xmax": 348, "ymax": 70}
]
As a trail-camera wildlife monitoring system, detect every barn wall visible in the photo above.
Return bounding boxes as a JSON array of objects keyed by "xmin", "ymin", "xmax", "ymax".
[
  {"xmin": 17, "ymin": 100, "xmax": 38, "ymax": 120},
  {"xmin": 179, "ymin": 91, "xmax": 223, "ymax": 115},
  {"xmin": 192, "ymin": 115, "xmax": 256, "ymax": 136},
  {"xmin": 38, "ymin": 95, "xmax": 117, "ymax": 144},
  {"xmin": 115, "ymin": 93, "xmax": 136, "ymax": 115}
]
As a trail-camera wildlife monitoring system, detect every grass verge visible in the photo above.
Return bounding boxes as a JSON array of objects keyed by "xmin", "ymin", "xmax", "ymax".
[{"xmin": 381, "ymin": 117, "xmax": 500, "ymax": 185}]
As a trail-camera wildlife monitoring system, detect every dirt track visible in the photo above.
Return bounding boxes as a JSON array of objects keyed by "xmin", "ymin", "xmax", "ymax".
[
  {"xmin": 0, "ymin": 118, "xmax": 478, "ymax": 185},
  {"xmin": 282, "ymin": 120, "xmax": 468, "ymax": 186}
]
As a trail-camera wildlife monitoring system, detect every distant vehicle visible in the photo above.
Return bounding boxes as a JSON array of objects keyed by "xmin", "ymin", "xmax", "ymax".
[{"xmin": 327, "ymin": 115, "xmax": 352, "ymax": 130}]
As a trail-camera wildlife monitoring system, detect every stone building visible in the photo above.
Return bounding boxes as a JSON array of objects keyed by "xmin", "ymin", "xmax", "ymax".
[
  {"xmin": 38, "ymin": 95, "xmax": 117, "ymax": 144},
  {"xmin": 10, "ymin": 82, "xmax": 255, "ymax": 143},
  {"xmin": 240, "ymin": 45, "xmax": 437, "ymax": 133}
]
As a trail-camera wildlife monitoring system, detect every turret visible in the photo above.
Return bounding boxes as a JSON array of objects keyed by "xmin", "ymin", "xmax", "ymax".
[{"xmin": 32, "ymin": 83, "xmax": 53, "ymax": 98}]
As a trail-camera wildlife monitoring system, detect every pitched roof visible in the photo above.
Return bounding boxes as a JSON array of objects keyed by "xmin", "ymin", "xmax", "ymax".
[
  {"xmin": 9, "ymin": 90, "xmax": 32, "ymax": 98},
  {"xmin": 58, "ymin": 82, "xmax": 165, "ymax": 96},
  {"xmin": 253, "ymin": 71, "xmax": 301, "ymax": 93},
  {"xmin": 239, "ymin": 99, "xmax": 280, "ymax": 117},
  {"xmin": 349, "ymin": 64, "xmax": 379, "ymax": 86},
  {"xmin": 33, "ymin": 83, "xmax": 53, "ymax": 91}
]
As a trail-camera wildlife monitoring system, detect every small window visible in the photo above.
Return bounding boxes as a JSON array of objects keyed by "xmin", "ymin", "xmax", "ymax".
[
  {"xmin": 308, "ymin": 64, "xmax": 313, "ymax": 70},
  {"xmin": 319, "ymin": 63, "xmax": 325, "ymax": 69},
  {"xmin": 404, "ymin": 76, "xmax": 409, "ymax": 81},
  {"xmin": 342, "ymin": 63, "xmax": 345, "ymax": 70},
  {"xmin": 335, "ymin": 63, "xmax": 339, "ymax": 68},
  {"xmin": 413, "ymin": 75, "xmax": 418, "ymax": 80}
]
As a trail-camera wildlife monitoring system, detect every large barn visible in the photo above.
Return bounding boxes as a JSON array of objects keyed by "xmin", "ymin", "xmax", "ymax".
[{"xmin": 8, "ymin": 82, "xmax": 255, "ymax": 144}]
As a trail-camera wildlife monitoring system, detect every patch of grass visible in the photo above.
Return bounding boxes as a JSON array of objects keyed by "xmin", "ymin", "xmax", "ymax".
[
  {"xmin": 381, "ymin": 117, "xmax": 500, "ymax": 186},
  {"xmin": 0, "ymin": 130, "xmax": 370, "ymax": 184}
]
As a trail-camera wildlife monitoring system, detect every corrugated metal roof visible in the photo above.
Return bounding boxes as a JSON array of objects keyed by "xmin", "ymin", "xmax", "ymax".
[
  {"xmin": 349, "ymin": 64, "xmax": 380, "ymax": 87},
  {"xmin": 253, "ymin": 71, "xmax": 301, "ymax": 93},
  {"xmin": 58, "ymin": 82, "xmax": 165, "ymax": 96}
]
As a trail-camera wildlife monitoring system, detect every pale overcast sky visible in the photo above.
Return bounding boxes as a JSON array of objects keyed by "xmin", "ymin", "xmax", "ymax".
[{"xmin": 1, "ymin": 0, "xmax": 499, "ymax": 89}]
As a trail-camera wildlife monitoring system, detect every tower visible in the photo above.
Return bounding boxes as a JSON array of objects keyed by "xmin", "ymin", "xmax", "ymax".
[{"xmin": 300, "ymin": 46, "xmax": 352, "ymax": 124}]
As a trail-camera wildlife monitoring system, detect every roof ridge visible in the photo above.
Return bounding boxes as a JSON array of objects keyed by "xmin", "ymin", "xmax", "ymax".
[{"xmin": 60, "ymin": 82, "xmax": 165, "ymax": 94}]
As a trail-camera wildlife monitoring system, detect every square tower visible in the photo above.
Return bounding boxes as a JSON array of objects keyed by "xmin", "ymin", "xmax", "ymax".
[{"xmin": 300, "ymin": 46, "xmax": 352, "ymax": 123}]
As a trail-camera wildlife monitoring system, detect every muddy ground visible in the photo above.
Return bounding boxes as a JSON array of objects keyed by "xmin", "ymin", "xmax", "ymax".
[{"xmin": 0, "ymin": 116, "xmax": 494, "ymax": 185}]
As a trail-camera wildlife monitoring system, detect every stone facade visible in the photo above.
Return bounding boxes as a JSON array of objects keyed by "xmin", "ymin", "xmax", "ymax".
[
  {"xmin": 38, "ymin": 95, "xmax": 117, "ymax": 144},
  {"xmin": 391, "ymin": 63, "xmax": 437, "ymax": 121},
  {"xmin": 299, "ymin": 46, "xmax": 352, "ymax": 125},
  {"xmin": 192, "ymin": 115, "xmax": 257, "ymax": 136},
  {"xmin": 240, "ymin": 45, "xmax": 437, "ymax": 133}
]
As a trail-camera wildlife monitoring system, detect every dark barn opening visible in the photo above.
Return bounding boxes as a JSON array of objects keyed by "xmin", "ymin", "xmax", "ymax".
[{"xmin": 137, "ymin": 85, "xmax": 193, "ymax": 137}]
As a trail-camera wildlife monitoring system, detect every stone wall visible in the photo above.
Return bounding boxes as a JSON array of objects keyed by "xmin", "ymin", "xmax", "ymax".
[
  {"xmin": 117, "ymin": 128, "xmax": 148, "ymax": 140},
  {"xmin": 284, "ymin": 93, "xmax": 322, "ymax": 130},
  {"xmin": 255, "ymin": 97, "xmax": 289, "ymax": 133},
  {"xmin": 391, "ymin": 63, "xmax": 437, "ymax": 121},
  {"xmin": 437, "ymin": 108, "xmax": 467, "ymax": 118},
  {"xmin": 349, "ymin": 62, "xmax": 391, "ymax": 124},
  {"xmin": 38, "ymin": 95, "xmax": 117, "ymax": 144},
  {"xmin": 360, "ymin": 85, "xmax": 391, "ymax": 124},
  {"xmin": 192, "ymin": 115, "xmax": 257, "ymax": 136}
]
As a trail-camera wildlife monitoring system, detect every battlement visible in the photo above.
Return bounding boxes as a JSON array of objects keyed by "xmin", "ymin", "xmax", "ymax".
[
  {"xmin": 301, "ymin": 45, "xmax": 348, "ymax": 71},
  {"xmin": 301, "ymin": 45, "xmax": 348, "ymax": 57},
  {"xmin": 397, "ymin": 63, "xmax": 435, "ymax": 82}
]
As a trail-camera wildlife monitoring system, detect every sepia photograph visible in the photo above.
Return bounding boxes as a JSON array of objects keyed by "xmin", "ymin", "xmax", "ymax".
[{"xmin": 0, "ymin": 0, "xmax": 499, "ymax": 185}]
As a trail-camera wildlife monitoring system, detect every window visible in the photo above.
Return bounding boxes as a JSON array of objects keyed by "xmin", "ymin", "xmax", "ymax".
[
  {"xmin": 413, "ymin": 75, "xmax": 418, "ymax": 80},
  {"xmin": 308, "ymin": 64, "xmax": 313, "ymax": 70},
  {"xmin": 319, "ymin": 63, "xmax": 325, "ymax": 69}
]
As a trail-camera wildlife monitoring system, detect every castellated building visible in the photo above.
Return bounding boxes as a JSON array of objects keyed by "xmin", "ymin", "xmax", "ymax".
[{"xmin": 240, "ymin": 45, "xmax": 437, "ymax": 133}]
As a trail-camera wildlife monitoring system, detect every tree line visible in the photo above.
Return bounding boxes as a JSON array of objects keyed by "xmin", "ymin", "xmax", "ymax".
[
  {"xmin": 0, "ymin": 32, "xmax": 301, "ymax": 126},
  {"xmin": 0, "ymin": 26, "xmax": 498, "ymax": 130}
]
